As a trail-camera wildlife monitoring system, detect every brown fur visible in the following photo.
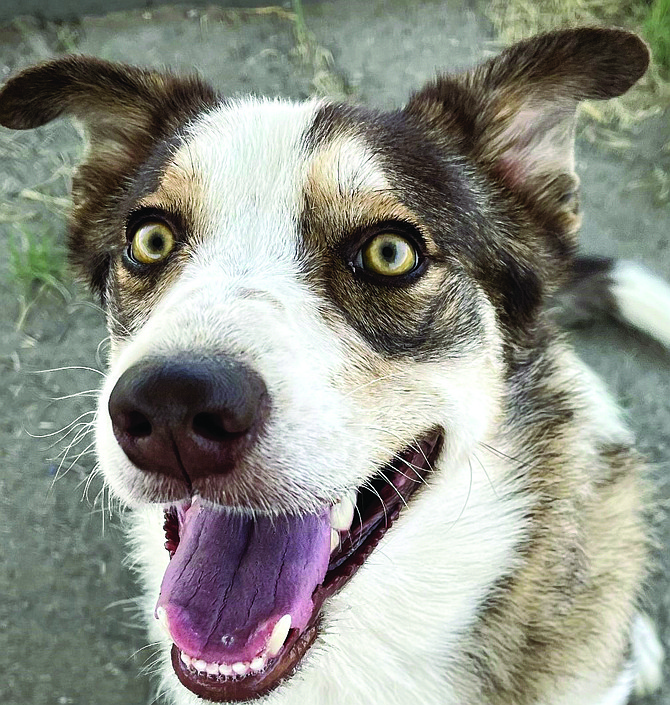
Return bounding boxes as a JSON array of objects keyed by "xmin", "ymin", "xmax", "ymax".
[
  {"xmin": 459, "ymin": 339, "xmax": 648, "ymax": 703},
  {"xmin": 0, "ymin": 27, "xmax": 653, "ymax": 705}
]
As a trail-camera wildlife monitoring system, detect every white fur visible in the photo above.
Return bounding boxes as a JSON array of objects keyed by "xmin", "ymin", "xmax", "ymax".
[
  {"xmin": 611, "ymin": 260, "xmax": 670, "ymax": 348},
  {"xmin": 632, "ymin": 612, "xmax": 665, "ymax": 697},
  {"xmin": 590, "ymin": 667, "xmax": 634, "ymax": 705},
  {"xmin": 94, "ymin": 98, "xmax": 653, "ymax": 705}
]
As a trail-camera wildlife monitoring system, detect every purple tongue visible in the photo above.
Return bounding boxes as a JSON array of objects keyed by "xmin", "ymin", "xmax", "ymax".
[{"xmin": 157, "ymin": 498, "xmax": 331, "ymax": 663}]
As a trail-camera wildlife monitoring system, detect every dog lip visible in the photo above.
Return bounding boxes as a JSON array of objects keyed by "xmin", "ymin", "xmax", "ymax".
[
  {"xmin": 324, "ymin": 429, "xmax": 443, "ymax": 585},
  {"xmin": 165, "ymin": 428, "xmax": 443, "ymax": 701},
  {"xmin": 170, "ymin": 620, "xmax": 321, "ymax": 702}
]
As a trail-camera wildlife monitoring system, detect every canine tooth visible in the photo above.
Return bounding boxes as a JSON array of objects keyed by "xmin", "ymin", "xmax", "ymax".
[
  {"xmin": 232, "ymin": 661, "xmax": 248, "ymax": 676},
  {"xmin": 192, "ymin": 658, "xmax": 207, "ymax": 672},
  {"xmin": 205, "ymin": 662, "xmax": 220, "ymax": 676},
  {"xmin": 155, "ymin": 606, "xmax": 170, "ymax": 637},
  {"xmin": 180, "ymin": 651, "xmax": 192, "ymax": 668},
  {"xmin": 330, "ymin": 528, "xmax": 340, "ymax": 553},
  {"xmin": 250, "ymin": 656, "xmax": 266, "ymax": 672},
  {"xmin": 330, "ymin": 494, "xmax": 355, "ymax": 531},
  {"xmin": 219, "ymin": 663, "xmax": 234, "ymax": 677},
  {"xmin": 267, "ymin": 614, "xmax": 292, "ymax": 657}
]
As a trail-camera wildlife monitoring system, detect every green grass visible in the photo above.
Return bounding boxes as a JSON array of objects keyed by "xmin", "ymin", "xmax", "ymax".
[
  {"xmin": 644, "ymin": 0, "xmax": 670, "ymax": 73},
  {"xmin": 9, "ymin": 226, "xmax": 69, "ymax": 301}
]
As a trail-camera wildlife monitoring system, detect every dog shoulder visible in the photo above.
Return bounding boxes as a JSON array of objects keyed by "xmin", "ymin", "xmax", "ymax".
[{"xmin": 455, "ymin": 333, "xmax": 648, "ymax": 705}]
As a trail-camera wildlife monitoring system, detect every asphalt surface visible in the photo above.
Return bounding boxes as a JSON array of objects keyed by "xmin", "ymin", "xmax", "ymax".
[{"xmin": 0, "ymin": 2, "xmax": 668, "ymax": 703}]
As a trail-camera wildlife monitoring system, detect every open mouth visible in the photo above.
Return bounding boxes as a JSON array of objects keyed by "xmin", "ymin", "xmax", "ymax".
[{"xmin": 158, "ymin": 429, "xmax": 443, "ymax": 702}]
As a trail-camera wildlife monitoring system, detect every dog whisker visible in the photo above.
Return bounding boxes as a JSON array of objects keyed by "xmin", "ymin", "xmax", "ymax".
[
  {"xmin": 52, "ymin": 422, "xmax": 95, "ymax": 462},
  {"xmin": 367, "ymin": 441, "xmax": 429, "ymax": 487},
  {"xmin": 150, "ymin": 678, "xmax": 173, "ymax": 705},
  {"xmin": 105, "ymin": 596, "xmax": 144, "ymax": 612},
  {"xmin": 128, "ymin": 640, "xmax": 164, "ymax": 663},
  {"xmin": 25, "ymin": 410, "xmax": 96, "ymax": 439},
  {"xmin": 477, "ymin": 442, "xmax": 545, "ymax": 473},
  {"xmin": 106, "ymin": 484, "xmax": 121, "ymax": 520},
  {"xmin": 376, "ymin": 472, "xmax": 409, "ymax": 510},
  {"xmin": 471, "ymin": 449, "xmax": 499, "ymax": 499},
  {"xmin": 444, "ymin": 458, "xmax": 474, "ymax": 534},
  {"xmin": 139, "ymin": 651, "xmax": 167, "ymax": 679},
  {"xmin": 60, "ymin": 441, "xmax": 97, "ymax": 479},
  {"xmin": 360, "ymin": 479, "xmax": 390, "ymax": 529},
  {"xmin": 42, "ymin": 421, "xmax": 95, "ymax": 453},
  {"xmin": 367, "ymin": 425, "xmax": 437, "ymax": 476},
  {"xmin": 30, "ymin": 364, "xmax": 106, "ymax": 377},
  {"xmin": 79, "ymin": 464, "xmax": 102, "ymax": 506},
  {"xmin": 48, "ymin": 428, "xmax": 96, "ymax": 492},
  {"xmin": 70, "ymin": 298, "xmax": 132, "ymax": 337},
  {"xmin": 91, "ymin": 481, "xmax": 108, "ymax": 537},
  {"xmin": 390, "ymin": 452, "xmax": 430, "ymax": 484},
  {"xmin": 95, "ymin": 335, "xmax": 113, "ymax": 368},
  {"xmin": 48, "ymin": 389, "xmax": 101, "ymax": 402},
  {"xmin": 342, "ymin": 371, "xmax": 410, "ymax": 398}
]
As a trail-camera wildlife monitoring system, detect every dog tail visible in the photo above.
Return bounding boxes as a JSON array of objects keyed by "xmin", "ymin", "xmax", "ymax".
[{"xmin": 556, "ymin": 256, "xmax": 670, "ymax": 349}]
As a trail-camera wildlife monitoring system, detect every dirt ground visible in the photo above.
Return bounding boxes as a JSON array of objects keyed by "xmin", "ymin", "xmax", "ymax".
[{"xmin": 0, "ymin": 1, "xmax": 669, "ymax": 704}]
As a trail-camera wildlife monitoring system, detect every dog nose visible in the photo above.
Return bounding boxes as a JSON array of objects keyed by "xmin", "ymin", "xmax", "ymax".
[{"xmin": 108, "ymin": 356, "xmax": 268, "ymax": 484}]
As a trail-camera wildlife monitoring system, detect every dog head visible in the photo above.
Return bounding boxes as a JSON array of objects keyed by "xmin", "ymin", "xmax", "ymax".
[{"xmin": 0, "ymin": 28, "xmax": 648, "ymax": 703}]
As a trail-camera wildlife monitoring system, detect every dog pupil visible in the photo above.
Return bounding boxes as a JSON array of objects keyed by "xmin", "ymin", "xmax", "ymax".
[
  {"xmin": 381, "ymin": 243, "xmax": 396, "ymax": 262},
  {"xmin": 149, "ymin": 234, "xmax": 164, "ymax": 252}
]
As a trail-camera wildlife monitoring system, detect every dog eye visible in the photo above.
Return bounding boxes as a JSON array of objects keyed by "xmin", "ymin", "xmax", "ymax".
[
  {"xmin": 129, "ymin": 222, "xmax": 175, "ymax": 265},
  {"xmin": 358, "ymin": 233, "xmax": 418, "ymax": 277}
]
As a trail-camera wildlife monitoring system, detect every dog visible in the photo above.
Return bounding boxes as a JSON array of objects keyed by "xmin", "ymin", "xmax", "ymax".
[{"xmin": 1, "ymin": 26, "xmax": 668, "ymax": 705}]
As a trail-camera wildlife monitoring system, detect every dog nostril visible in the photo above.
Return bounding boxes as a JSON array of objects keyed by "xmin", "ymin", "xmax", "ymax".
[
  {"xmin": 126, "ymin": 411, "xmax": 152, "ymax": 438},
  {"xmin": 192, "ymin": 412, "xmax": 240, "ymax": 441},
  {"xmin": 108, "ymin": 356, "xmax": 268, "ymax": 483}
]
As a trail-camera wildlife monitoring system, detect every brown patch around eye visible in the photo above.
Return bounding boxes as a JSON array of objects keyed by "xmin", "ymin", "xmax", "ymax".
[
  {"xmin": 112, "ymin": 247, "xmax": 191, "ymax": 338},
  {"xmin": 299, "ymin": 108, "xmax": 489, "ymax": 360},
  {"xmin": 133, "ymin": 151, "xmax": 208, "ymax": 237},
  {"xmin": 303, "ymin": 134, "xmax": 438, "ymax": 257}
]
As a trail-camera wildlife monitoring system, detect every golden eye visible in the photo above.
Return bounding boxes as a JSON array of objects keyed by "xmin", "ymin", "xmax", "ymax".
[
  {"xmin": 360, "ymin": 233, "xmax": 418, "ymax": 277},
  {"xmin": 130, "ymin": 222, "xmax": 175, "ymax": 265}
]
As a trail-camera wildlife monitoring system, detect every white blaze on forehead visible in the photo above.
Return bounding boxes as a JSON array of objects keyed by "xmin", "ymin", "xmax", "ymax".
[
  {"xmin": 170, "ymin": 97, "xmax": 321, "ymax": 276},
  {"xmin": 172, "ymin": 100, "xmax": 392, "ymax": 270},
  {"xmin": 181, "ymin": 96, "xmax": 320, "ymax": 209}
]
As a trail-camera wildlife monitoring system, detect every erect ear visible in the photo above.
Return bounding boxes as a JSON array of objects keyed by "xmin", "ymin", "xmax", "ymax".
[
  {"xmin": 405, "ymin": 28, "xmax": 649, "ymax": 237},
  {"xmin": 0, "ymin": 56, "xmax": 217, "ymax": 293}
]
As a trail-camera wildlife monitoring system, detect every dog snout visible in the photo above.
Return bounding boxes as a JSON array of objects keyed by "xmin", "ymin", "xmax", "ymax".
[{"xmin": 108, "ymin": 356, "xmax": 268, "ymax": 486}]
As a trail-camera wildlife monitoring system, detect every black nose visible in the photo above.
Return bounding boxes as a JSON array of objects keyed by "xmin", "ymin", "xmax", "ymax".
[{"xmin": 108, "ymin": 356, "xmax": 268, "ymax": 484}]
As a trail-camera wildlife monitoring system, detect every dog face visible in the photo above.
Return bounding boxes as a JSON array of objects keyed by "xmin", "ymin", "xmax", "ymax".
[{"xmin": 0, "ymin": 28, "xmax": 649, "ymax": 704}]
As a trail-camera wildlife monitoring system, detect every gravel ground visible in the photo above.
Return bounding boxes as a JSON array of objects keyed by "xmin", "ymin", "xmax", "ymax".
[{"xmin": 0, "ymin": 2, "xmax": 668, "ymax": 704}]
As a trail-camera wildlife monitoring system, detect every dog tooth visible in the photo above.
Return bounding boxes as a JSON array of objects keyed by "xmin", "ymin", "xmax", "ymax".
[
  {"xmin": 250, "ymin": 655, "xmax": 266, "ymax": 672},
  {"xmin": 330, "ymin": 528, "xmax": 340, "ymax": 553},
  {"xmin": 192, "ymin": 658, "xmax": 207, "ymax": 672},
  {"xmin": 219, "ymin": 662, "xmax": 234, "ymax": 677},
  {"xmin": 180, "ymin": 651, "xmax": 192, "ymax": 668},
  {"xmin": 267, "ymin": 614, "xmax": 292, "ymax": 657},
  {"xmin": 155, "ymin": 606, "xmax": 171, "ymax": 637},
  {"xmin": 330, "ymin": 494, "xmax": 355, "ymax": 531},
  {"xmin": 205, "ymin": 662, "xmax": 220, "ymax": 676},
  {"xmin": 232, "ymin": 661, "xmax": 249, "ymax": 676}
]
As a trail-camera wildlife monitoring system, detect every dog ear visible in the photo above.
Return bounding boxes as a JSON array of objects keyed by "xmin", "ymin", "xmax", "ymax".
[
  {"xmin": 0, "ymin": 56, "xmax": 216, "ymax": 293},
  {"xmin": 405, "ymin": 28, "xmax": 649, "ymax": 237},
  {"xmin": 0, "ymin": 55, "xmax": 215, "ymax": 160}
]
